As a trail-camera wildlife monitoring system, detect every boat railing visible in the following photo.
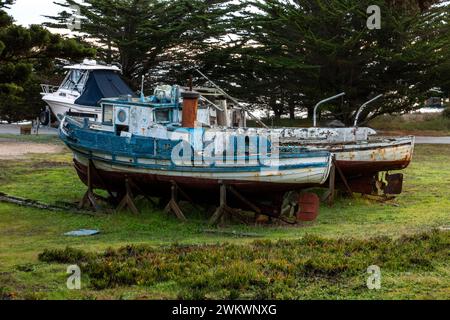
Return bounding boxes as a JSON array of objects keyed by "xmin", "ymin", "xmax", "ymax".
[
  {"xmin": 313, "ymin": 93, "xmax": 346, "ymax": 127},
  {"xmin": 41, "ymin": 84, "xmax": 60, "ymax": 94},
  {"xmin": 200, "ymin": 96, "xmax": 224, "ymax": 112},
  {"xmin": 353, "ymin": 94, "xmax": 383, "ymax": 127}
]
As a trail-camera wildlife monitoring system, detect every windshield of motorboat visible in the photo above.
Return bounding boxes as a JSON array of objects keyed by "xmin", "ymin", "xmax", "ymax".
[{"xmin": 60, "ymin": 69, "xmax": 89, "ymax": 93}]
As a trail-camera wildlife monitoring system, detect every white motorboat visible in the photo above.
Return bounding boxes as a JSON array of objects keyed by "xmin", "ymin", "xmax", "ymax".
[{"xmin": 40, "ymin": 59, "xmax": 135, "ymax": 125}]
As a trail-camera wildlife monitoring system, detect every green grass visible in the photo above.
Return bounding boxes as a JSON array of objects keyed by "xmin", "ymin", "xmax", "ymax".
[
  {"xmin": 0, "ymin": 138, "xmax": 449, "ymax": 300},
  {"xmin": 369, "ymin": 113, "xmax": 450, "ymax": 135},
  {"xmin": 36, "ymin": 231, "xmax": 449, "ymax": 300}
]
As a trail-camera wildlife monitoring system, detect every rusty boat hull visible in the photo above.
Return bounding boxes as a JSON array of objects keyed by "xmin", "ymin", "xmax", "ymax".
[
  {"xmin": 280, "ymin": 135, "xmax": 415, "ymax": 195},
  {"xmin": 328, "ymin": 136, "xmax": 414, "ymax": 195},
  {"xmin": 329, "ymin": 136, "xmax": 415, "ymax": 177}
]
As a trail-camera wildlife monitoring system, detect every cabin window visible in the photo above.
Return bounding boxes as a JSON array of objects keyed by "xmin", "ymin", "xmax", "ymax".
[
  {"xmin": 102, "ymin": 104, "xmax": 113, "ymax": 125},
  {"xmin": 155, "ymin": 109, "xmax": 170, "ymax": 123},
  {"xmin": 61, "ymin": 70, "xmax": 89, "ymax": 93}
]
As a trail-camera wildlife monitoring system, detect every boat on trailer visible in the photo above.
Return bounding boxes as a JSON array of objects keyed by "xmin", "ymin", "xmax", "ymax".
[
  {"xmin": 40, "ymin": 59, "xmax": 135, "ymax": 125},
  {"xmin": 59, "ymin": 87, "xmax": 333, "ymax": 217}
]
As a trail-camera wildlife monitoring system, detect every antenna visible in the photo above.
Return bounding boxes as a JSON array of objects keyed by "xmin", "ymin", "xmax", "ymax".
[{"xmin": 140, "ymin": 75, "xmax": 145, "ymax": 102}]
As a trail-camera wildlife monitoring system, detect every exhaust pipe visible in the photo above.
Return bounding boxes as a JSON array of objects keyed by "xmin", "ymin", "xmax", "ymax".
[{"xmin": 181, "ymin": 91, "xmax": 200, "ymax": 128}]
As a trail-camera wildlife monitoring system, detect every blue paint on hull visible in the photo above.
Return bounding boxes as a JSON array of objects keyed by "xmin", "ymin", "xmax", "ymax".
[{"xmin": 60, "ymin": 118, "xmax": 332, "ymax": 175}]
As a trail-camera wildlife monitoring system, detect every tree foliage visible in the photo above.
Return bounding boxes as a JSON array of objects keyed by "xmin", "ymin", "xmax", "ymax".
[
  {"xmin": 0, "ymin": 1, "xmax": 95, "ymax": 122},
  {"xmin": 3, "ymin": 0, "xmax": 449, "ymax": 124},
  {"xmin": 197, "ymin": 0, "xmax": 450, "ymax": 124},
  {"xmin": 47, "ymin": 0, "xmax": 240, "ymax": 88}
]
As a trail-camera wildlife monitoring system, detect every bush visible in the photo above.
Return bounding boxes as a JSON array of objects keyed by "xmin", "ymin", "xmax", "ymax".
[
  {"xmin": 36, "ymin": 230, "xmax": 450, "ymax": 299},
  {"xmin": 443, "ymin": 106, "xmax": 450, "ymax": 119},
  {"xmin": 38, "ymin": 247, "xmax": 93, "ymax": 264}
]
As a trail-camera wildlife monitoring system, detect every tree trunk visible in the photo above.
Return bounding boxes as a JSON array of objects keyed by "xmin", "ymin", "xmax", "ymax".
[
  {"xmin": 288, "ymin": 100, "xmax": 295, "ymax": 120},
  {"xmin": 307, "ymin": 107, "xmax": 314, "ymax": 123}
]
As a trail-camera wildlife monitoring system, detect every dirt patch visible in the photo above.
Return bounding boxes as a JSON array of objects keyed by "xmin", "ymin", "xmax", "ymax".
[{"xmin": 0, "ymin": 142, "xmax": 65, "ymax": 160}]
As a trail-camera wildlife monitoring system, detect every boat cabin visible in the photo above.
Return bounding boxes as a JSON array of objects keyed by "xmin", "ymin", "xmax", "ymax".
[
  {"xmin": 96, "ymin": 85, "xmax": 247, "ymax": 138},
  {"xmin": 41, "ymin": 59, "xmax": 135, "ymax": 123}
]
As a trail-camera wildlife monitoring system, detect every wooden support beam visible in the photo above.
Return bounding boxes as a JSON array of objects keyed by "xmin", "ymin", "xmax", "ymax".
[
  {"xmin": 79, "ymin": 160, "xmax": 100, "ymax": 211},
  {"xmin": 209, "ymin": 182, "xmax": 254, "ymax": 226},
  {"xmin": 164, "ymin": 181, "xmax": 187, "ymax": 221},
  {"xmin": 209, "ymin": 183, "xmax": 228, "ymax": 226},
  {"xmin": 116, "ymin": 178, "xmax": 140, "ymax": 215},
  {"xmin": 227, "ymin": 186, "xmax": 262, "ymax": 215},
  {"xmin": 333, "ymin": 158, "xmax": 354, "ymax": 198},
  {"xmin": 321, "ymin": 156, "xmax": 337, "ymax": 207},
  {"xmin": 127, "ymin": 179, "xmax": 157, "ymax": 207}
]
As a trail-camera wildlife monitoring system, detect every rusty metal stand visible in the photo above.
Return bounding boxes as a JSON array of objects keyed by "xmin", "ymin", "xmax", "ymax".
[
  {"xmin": 116, "ymin": 178, "xmax": 140, "ymax": 215},
  {"xmin": 164, "ymin": 181, "xmax": 187, "ymax": 221}
]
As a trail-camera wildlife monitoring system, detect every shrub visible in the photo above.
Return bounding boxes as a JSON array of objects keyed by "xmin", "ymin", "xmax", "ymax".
[
  {"xmin": 38, "ymin": 230, "xmax": 450, "ymax": 299},
  {"xmin": 38, "ymin": 247, "xmax": 92, "ymax": 264},
  {"xmin": 442, "ymin": 106, "xmax": 450, "ymax": 119}
]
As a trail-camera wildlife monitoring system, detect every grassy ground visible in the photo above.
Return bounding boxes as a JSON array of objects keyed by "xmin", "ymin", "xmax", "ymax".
[
  {"xmin": 369, "ymin": 113, "xmax": 450, "ymax": 136},
  {"xmin": 0, "ymin": 136, "xmax": 449, "ymax": 300}
]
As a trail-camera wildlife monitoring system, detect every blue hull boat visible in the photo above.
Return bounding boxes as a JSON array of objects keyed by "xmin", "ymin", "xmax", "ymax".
[
  {"xmin": 58, "ymin": 86, "xmax": 333, "ymax": 214},
  {"xmin": 60, "ymin": 116, "xmax": 332, "ymax": 205}
]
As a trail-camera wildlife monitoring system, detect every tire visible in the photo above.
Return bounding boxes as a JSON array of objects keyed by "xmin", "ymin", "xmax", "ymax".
[{"xmin": 39, "ymin": 110, "xmax": 50, "ymax": 126}]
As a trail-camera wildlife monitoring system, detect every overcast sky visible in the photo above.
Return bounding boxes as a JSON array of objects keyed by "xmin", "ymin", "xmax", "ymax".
[
  {"xmin": 6, "ymin": 0, "xmax": 450, "ymax": 27},
  {"xmin": 6, "ymin": 0, "xmax": 62, "ymax": 26}
]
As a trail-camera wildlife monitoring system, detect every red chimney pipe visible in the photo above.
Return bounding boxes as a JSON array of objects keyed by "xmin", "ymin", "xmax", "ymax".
[{"xmin": 181, "ymin": 91, "xmax": 200, "ymax": 128}]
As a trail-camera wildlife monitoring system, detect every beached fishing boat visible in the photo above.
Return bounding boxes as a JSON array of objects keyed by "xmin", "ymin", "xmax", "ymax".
[
  {"xmin": 194, "ymin": 71, "xmax": 415, "ymax": 179},
  {"xmin": 59, "ymin": 87, "xmax": 333, "ymax": 216},
  {"xmin": 40, "ymin": 59, "xmax": 135, "ymax": 125},
  {"xmin": 230, "ymin": 126, "xmax": 414, "ymax": 178},
  {"xmin": 208, "ymin": 87, "xmax": 415, "ymax": 194}
]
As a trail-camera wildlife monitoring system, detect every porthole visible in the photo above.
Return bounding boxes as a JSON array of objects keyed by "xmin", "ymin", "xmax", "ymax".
[{"xmin": 118, "ymin": 110, "xmax": 127, "ymax": 123}]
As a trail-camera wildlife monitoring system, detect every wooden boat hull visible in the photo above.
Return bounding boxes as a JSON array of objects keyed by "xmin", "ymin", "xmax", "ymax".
[
  {"xmin": 283, "ymin": 136, "xmax": 415, "ymax": 177},
  {"xmin": 331, "ymin": 137, "xmax": 415, "ymax": 177},
  {"xmin": 59, "ymin": 118, "xmax": 333, "ymax": 206},
  {"xmin": 70, "ymin": 150, "xmax": 331, "ymax": 195},
  {"xmin": 72, "ymin": 157, "xmax": 323, "ymax": 203}
]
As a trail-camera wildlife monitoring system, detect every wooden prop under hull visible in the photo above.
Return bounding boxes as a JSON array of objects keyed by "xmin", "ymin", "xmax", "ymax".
[{"xmin": 73, "ymin": 159, "xmax": 321, "ymax": 216}]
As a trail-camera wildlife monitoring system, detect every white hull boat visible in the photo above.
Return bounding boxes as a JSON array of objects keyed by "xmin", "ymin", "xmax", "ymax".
[{"xmin": 40, "ymin": 59, "xmax": 134, "ymax": 125}]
